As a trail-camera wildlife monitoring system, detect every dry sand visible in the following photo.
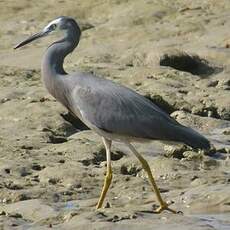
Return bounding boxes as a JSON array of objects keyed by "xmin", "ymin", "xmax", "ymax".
[{"xmin": 0, "ymin": 0, "xmax": 230, "ymax": 229}]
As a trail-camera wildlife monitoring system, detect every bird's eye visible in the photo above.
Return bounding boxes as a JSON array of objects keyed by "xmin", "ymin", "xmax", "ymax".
[{"xmin": 50, "ymin": 24, "xmax": 57, "ymax": 30}]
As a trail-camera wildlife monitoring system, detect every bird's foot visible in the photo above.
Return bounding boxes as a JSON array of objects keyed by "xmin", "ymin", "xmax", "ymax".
[{"xmin": 153, "ymin": 202, "xmax": 182, "ymax": 214}]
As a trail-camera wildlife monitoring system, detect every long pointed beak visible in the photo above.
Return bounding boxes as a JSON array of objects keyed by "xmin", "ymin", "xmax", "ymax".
[{"xmin": 14, "ymin": 31, "xmax": 49, "ymax": 49}]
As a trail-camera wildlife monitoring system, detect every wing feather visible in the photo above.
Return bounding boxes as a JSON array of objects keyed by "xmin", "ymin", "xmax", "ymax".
[{"xmin": 70, "ymin": 74, "xmax": 180, "ymax": 140}]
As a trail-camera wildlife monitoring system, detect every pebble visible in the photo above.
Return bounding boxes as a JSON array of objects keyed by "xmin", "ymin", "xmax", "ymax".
[
  {"xmin": 164, "ymin": 144, "xmax": 188, "ymax": 159},
  {"xmin": 183, "ymin": 151, "xmax": 202, "ymax": 160},
  {"xmin": 191, "ymin": 178, "xmax": 207, "ymax": 186},
  {"xmin": 207, "ymin": 80, "xmax": 218, "ymax": 87},
  {"xmin": 1, "ymin": 97, "xmax": 10, "ymax": 103}
]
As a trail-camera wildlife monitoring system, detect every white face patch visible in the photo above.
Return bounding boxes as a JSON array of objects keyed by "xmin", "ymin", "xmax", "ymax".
[{"xmin": 43, "ymin": 18, "xmax": 63, "ymax": 32}]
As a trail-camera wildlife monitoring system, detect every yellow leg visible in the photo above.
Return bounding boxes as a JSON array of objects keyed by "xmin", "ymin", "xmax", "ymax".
[
  {"xmin": 96, "ymin": 138, "xmax": 113, "ymax": 209},
  {"xmin": 127, "ymin": 143, "xmax": 178, "ymax": 214}
]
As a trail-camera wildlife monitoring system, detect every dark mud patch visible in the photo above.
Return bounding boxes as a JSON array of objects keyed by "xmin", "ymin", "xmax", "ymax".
[
  {"xmin": 145, "ymin": 93, "xmax": 175, "ymax": 114},
  {"xmin": 120, "ymin": 163, "xmax": 142, "ymax": 176},
  {"xmin": 47, "ymin": 134, "xmax": 68, "ymax": 144},
  {"xmin": 42, "ymin": 119, "xmax": 81, "ymax": 143},
  {"xmin": 42, "ymin": 127, "xmax": 68, "ymax": 144},
  {"xmin": 79, "ymin": 147, "xmax": 125, "ymax": 166},
  {"xmin": 191, "ymin": 105, "xmax": 221, "ymax": 119},
  {"xmin": 60, "ymin": 112, "xmax": 89, "ymax": 132},
  {"xmin": 160, "ymin": 52, "xmax": 223, "ymax": 77}
]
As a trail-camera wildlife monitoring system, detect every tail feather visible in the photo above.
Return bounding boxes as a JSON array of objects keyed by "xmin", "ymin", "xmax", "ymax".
[{"xmin": 175, "ymin": 125, "xmax": 210, "ymax": 149}]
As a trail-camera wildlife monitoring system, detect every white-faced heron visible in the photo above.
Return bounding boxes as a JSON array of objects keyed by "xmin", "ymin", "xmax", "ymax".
[{"xmin": 14, "ymin": 16, "xmax": 210, "ymax": 213}]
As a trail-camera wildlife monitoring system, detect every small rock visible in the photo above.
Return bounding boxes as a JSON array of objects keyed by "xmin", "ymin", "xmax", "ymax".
[
  {"xmin": 191, "ymin": 178, "xmax": 207, "ymax": 186},
  {"xmin": 164, "ymin": 144, "xmax": 188, "ymax": 159},
  {"xmin": 112, "ymin": 215, "xmax": 119, "ymax": 222},
  {"xmin": 223, "ymin": 129, "xmax": 230, "ymax": 135},
  {"xmin": 1, "ymin": 97, "xmax": 10, "ymax": 103},
  {"xmin": 120, "ymin": 163, "xmax": 142, "ymax": 176},
  {"xmin": 39, "ymin": 97, "xmax": 49, "ymax": 102},
  {"xmin": 207, "ymin": 80, "xmax": 218, "ymax": 87},
  {"xmin": 48, "ymin": 178, "xmax": 59, "ymax": 185},
  {"xmin": 191, "ymin": 175, "xmax": 199, "ymax": 181},
  {"xmin": 218, "ymin": 79, "xmax": 230, "ymax": 87},
  {"xmin": 183, "ymin": 151, "xmax": 203, "ymax": 160}
]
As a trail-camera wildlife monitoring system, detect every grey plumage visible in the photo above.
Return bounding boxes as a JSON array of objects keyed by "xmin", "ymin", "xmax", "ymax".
[
  {"xmin": 14, "ymin": 16, "xmax": 210, "ymax": 150},
  {"xmin": 14, "ymin": 16, "xmax": 210, "ymax": 213},
  {"xmin": 68, "ymin": 73, "xmax": 210, "ymax": 149}
]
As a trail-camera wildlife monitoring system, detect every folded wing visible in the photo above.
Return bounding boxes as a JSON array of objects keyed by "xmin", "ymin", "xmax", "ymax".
[{"xmin": 70, "ymin": 74, "xmax": 210, "ymax": 149}]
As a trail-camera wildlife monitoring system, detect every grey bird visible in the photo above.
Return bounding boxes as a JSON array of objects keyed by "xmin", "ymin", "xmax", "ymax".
[{"xmin": 14, "ymin": 16, "xmax": 210, "ymax": 213}]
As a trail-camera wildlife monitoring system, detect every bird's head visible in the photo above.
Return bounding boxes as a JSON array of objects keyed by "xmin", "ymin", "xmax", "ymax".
[{"xmin": 14, "ymin": 16, "xmax": 81, "ymax": 49}]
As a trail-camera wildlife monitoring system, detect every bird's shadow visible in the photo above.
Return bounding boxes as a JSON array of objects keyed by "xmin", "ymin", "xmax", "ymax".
[{"xmin": 60, "ymin": 111, "xmax": 89, "ymax": 134}]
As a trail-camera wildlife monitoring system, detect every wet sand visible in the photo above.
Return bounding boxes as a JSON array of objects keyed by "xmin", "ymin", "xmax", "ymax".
[{"xmin": 0, "ymin": 0, "xmax": 230, "ymax": 229}]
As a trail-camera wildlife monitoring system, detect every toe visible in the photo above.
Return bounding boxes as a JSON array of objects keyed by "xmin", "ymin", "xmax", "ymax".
[{"xmin": 153, "ymin": 204, "xmax": 180, "ymax": 214}]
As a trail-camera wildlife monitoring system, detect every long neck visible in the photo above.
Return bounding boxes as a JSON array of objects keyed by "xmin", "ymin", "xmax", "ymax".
[{"xmin": 41, "ymin": 27, "xmax": 80, "ymax": 100}]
